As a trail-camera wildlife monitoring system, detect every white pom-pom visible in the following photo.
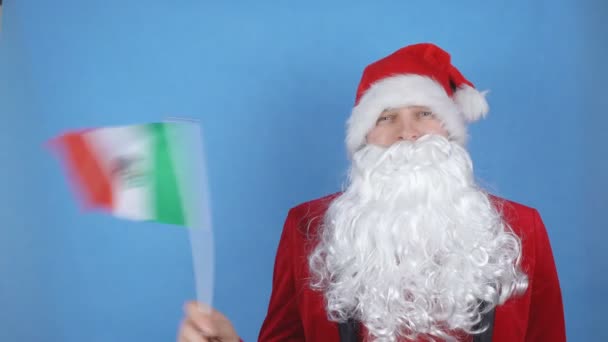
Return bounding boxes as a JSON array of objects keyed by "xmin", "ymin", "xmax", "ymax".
[{"xmin": 453, "ymin": 84, "xmax": 489, "ymax": 122}]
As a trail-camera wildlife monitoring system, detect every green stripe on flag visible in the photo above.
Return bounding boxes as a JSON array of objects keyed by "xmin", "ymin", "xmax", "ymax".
[{"xmin": 151, "ymin": 123, "xmax": 186, "ymax": 225}]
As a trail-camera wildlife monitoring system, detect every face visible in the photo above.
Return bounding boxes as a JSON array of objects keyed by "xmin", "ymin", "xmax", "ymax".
[{"xmin": 366, "ymin": 106, "xmax": 449, "ymax": 147}]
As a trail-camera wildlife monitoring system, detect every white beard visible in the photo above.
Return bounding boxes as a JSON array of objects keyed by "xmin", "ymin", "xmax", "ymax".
[{"xmin": 308, "ymin": 135, "xmax": 528, "ymax": 341}]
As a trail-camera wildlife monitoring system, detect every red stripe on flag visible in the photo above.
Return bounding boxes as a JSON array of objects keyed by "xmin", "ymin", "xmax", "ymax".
[{"xmin": 54, "ymin": 132, "xmax": 114, "ymax": 210}]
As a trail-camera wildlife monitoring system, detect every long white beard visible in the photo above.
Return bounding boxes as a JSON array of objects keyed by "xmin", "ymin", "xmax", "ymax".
[{"xmin": 309, "ymin": 135, "xmax": 528, "ymax": 341}]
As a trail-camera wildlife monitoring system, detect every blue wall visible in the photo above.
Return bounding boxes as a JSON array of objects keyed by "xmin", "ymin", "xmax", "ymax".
[{"xmin": 1, "ymin": 1, "xmax": 605, "ymax": 341}]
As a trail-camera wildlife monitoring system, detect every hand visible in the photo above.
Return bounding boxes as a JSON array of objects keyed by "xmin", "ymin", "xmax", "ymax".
[{"xmin": 177, "ymin": 301, "xmax": 240, "ymax": 342}]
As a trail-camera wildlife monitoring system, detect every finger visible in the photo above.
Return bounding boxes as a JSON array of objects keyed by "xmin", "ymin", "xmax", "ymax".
[
  {"xmin": 177, "ymin": 319, "xmax": 187, "ymax": 342},
  {"xmin": 197, "ymin": 301, "xmax": 213, "ymax": 315},
  {"xmin": 180, "ymin": 319, "xmax": 210, "ymax": 342},
  {"xmin": 183, "ymin": 301, "xmax": 239, "ymax": 340},
  {"xmin": 184, "ymin": 302, "xmax": 216, "ymax": 336},
  {"xmin": 184, "ymin": 301, "xmax": 213, "ymax": 317},
  {"xmin": 177, "ymin": 319, "xmax": 196, "ymax": 342}
]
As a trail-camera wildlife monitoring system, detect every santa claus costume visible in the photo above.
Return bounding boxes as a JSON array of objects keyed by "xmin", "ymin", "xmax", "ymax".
[{"xmin": 258, "ymin": 43, "xmax": 565, "ymax": 342}]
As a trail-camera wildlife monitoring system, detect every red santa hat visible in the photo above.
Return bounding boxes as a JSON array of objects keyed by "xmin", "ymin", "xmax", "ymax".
[{"xmin": 346, "ymin": 43, "xmax": 489, "ymax": 156}]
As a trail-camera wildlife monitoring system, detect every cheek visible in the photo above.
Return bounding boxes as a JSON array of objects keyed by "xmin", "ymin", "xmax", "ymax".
[
  {"xmin": 366, "ymin": 126, "xmax": 395, "ymax": 146},
  {"xmin": 423, "ymin": 120, "xmax": 449, "ymax": 138}
]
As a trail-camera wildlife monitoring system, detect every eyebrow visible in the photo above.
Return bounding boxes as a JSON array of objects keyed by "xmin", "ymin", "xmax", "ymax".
[
  {"xmin": 410, "ymin": 106, "xmax": 432, "ymax": 111},
  {"xmin": 382, "ymin": 106, "xmax": 431, "ymax": 113}
]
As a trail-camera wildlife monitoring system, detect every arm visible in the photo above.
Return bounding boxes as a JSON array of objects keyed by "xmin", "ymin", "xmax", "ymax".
[
  {"xmin": 258, "ymin": 209, "xmax": 305, "ymax": 341},
  {"xmin": 525, "ymin": 210, "xmax": 566, "ymax": 341}
]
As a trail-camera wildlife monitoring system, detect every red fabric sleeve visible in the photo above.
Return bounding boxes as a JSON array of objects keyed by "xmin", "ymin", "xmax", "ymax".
[
  {"xmin": 258, "ymin": 209, "xmax": 305, "ymax": 341},
  {"xmin": 525, "ymin": 210, "xmax": 566, "ymax": 341}
]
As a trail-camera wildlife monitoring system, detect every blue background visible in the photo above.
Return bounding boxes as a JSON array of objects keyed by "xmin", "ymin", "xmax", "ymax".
[{"xmin": 1, "ymin": 1, "xmax": 606, "ymax": 341}]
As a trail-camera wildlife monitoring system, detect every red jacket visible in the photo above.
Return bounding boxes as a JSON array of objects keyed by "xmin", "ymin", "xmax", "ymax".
[{"xmin": 258, "ymin": 193, "xmax": 566, "ymax": 341}]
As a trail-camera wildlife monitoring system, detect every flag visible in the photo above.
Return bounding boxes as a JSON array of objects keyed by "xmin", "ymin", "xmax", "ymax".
[
  {"xmin": 51, "ymin": 122, "xmax": 199, "ymax": 226},
  {"xmin": 51, "ymin": 120, "xmax": 216, "ymax": 307}
]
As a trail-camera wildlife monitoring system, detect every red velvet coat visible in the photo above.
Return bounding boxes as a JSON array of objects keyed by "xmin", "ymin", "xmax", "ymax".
[{"xmin": 258, "ymin": 193, "xmax": 566, "ymax": 341}]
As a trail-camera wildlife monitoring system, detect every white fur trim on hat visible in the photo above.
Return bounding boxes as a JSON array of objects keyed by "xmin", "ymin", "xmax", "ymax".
[{"xmin": 346, "ymin": 75, "xmax": 468, "ymax": 156}]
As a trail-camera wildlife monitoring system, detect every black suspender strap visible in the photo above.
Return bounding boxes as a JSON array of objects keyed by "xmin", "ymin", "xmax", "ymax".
[
  {"xmin": 337, "ymin": 305, "xmax": 496, "ymax": 342},
  {"xmin": 472, "ymin": 302, "xmax": 496, "ymax": 342},
  {"xmin": 338, "ymin": 303, "xmax": 496, "ymax": 342},
  {"xmin": 338, "ymin": 318, "xmax": 360, "ymax": 342}
]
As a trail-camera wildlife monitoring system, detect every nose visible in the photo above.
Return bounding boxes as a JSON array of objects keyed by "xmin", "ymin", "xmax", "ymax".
[{"xmin": 397, "ymin": 120, "xmax": 420, "ymax": 141}]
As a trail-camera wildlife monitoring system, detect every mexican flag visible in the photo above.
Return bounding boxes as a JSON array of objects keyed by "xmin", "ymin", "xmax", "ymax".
[
  {"xmin": 51, "ymin": 120, "xmax": 215, "ymax": 307},
  {"xmin": 51, "ymin": 122, "xmax": 200, "ymax": 227}
]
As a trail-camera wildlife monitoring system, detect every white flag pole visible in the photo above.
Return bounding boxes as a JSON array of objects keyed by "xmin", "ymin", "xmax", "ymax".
[{"xmin": 164, "ymin": 117, "xmax": 215, "ymax": 312}]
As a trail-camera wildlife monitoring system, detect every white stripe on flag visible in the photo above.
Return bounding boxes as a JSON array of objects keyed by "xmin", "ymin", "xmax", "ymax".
[{"xmin": 84, "ymin": 125, "xmax": 154, "ymax": 221}]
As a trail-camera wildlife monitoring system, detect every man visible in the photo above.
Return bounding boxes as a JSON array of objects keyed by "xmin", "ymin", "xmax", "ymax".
[{"xmin": 178, "ymin": 43, "xmax": 566, "ymax": 342}]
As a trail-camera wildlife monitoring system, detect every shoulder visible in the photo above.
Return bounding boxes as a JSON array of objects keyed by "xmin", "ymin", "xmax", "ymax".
[
  {"xmin": 488, "ymin": 193, "xmax": 544, "ymax": 240},
  {"xmin": 282, "ymin": 192, "xmax": 341, "ymax": 238},
  {"xmin": 488, "ymin": 194, "xmax": 554, "ymax": 283},
  {"xmin": 288, "ymin": 192, "xmax": 341, "ymax": 221},
  {"xmin": 488, "ymin": 193, "xmax": 534, "ymax": 211}
]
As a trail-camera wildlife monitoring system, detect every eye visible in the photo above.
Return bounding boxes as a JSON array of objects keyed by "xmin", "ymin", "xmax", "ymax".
[
  {"xmin": 417, "ymin": 111, "xmax": 434, "ymax": 118},
  {"xmin": 377, "ymin": 113, "xmax": 396, "ymax": 124}
]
